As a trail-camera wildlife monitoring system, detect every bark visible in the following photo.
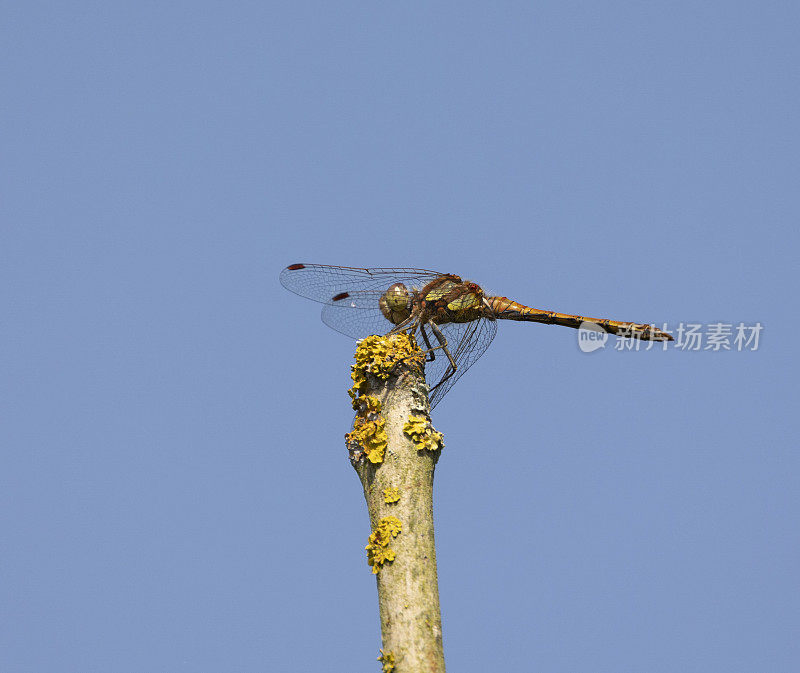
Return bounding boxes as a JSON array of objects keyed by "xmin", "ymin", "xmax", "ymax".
[{"xmin": 349, "ymin": 335, "xmax": 445, "ymax": 673}]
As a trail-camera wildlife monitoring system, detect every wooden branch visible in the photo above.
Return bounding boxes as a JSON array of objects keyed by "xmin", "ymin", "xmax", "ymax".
[{"xmin": 346, "ymin": 334, "xmax": 446, "ymax": 673}]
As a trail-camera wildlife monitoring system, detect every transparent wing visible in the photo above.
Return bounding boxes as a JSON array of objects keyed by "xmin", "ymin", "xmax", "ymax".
[
  {"xmin": 280, "ymin": 263, "xmax": 444, "ymax": 305},
  {"xmin": 426, "ymin": 316, "xmax": 498, "ymax": 409},
  {"xmin": 321, "ymin": 296, "xmax": 396, "ymax": 339}
]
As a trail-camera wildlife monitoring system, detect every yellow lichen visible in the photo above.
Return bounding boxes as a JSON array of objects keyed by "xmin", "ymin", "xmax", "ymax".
[
  {"xmin": 383, "ymin": 487, "xmax": 400, "ymax": 504},
  {"xmin": 366, "ymin": 516, "xmax": 402, "ymax": 573},
  {"xmin": 377, "ymin": 649, "xmax": 395, "ymax": 672},
  {"xmin": 367, "ymin": 544, "xmax": 396, "ymax": 569},
  {"xmin": 379, "ymin": 515, "xmax": 402, "ymax": 537},
  {"xmin": 403, "ymin": 414, "xmax": 429, "ymax": 437},
  {"xmin": 347, "ymin": 334, "xmax": 424, "ymax": 465},
  {"xmin": 353, "ymin": 393, "xmax": 382, "ymax": 415},
  {"xmin": 345, "ymin": 416, "xmax": 388, "ymax": 464},
  {"xmin": 403, "ymin": 415, "xmax": 444, "ymax": 452},
  {"xmin": 348, "ymin": 333, "xmax": 424, "ymax": 402}
]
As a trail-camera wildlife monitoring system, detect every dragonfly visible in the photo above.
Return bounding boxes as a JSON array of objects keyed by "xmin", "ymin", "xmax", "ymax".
[{"xmin": 280, "ymin": 263, "xmax": 673, "ymax": 408}]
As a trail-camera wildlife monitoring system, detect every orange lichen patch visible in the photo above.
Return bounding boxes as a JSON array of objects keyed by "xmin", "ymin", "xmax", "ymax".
[
  {"xmin": 348, "ymin": 333, "xmax": 424, "ymax": 402},
  {"xmin": 403, "ymin": 415, "xmax": 444, "ymax": 452},
  {"xmin": 377, "ymin": 649, "xmax": 396, "ymax": 672},
  {"xmin": 383, "ymin": 487, "xmax": 401, "ymax": 504},
  {"xmin": 366, "ymin": 516, "xmax": 402, "ymax": 573},
  {"xmin": 346, "ymin": 416, "xmax": 388, "ymax": 464}
]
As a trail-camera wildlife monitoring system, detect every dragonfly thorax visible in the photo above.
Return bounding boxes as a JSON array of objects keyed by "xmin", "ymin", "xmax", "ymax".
[
  {"xmin": 420, "ymin": 277, "xmax": 486, "ymax": 324},
  {"xmin": 379, "ymin": 283, "xmax": 413, "ymax": 325}
]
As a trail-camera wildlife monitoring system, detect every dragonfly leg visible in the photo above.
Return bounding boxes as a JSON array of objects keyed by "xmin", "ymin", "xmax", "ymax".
[
  {"xmin": 386, "ymin": 319, "xmax": 457, "ymax": 389},
  {"xmin": 386, "ymin": 315, "xmax": 415, "ymax": 336},
  {"xmin": 419, "ymin": 324, "xmax": 437, "ymax": 362},
  {"xmin": 413, "ymin": 322, "xmax": 453, "ymax": 367},
  {"xmin": 426, "ymin": 321, "xmax": 458, "ymax": 388},
  {"xmin": 428, "ymin": 321, "xmax": 457, "ymax": 370}
]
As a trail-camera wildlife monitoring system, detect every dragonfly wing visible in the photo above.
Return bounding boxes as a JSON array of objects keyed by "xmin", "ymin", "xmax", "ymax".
[
  {"xmin": 425, "ymin": 317, "xmax": 498, "ymax": 409},
  {"xmin": 321, "ymin": 299, "xmax": 396, "ymax": 339},
  {"xmin": 280, "ymin": 263, "xmax": 443, "ymax": 305}
]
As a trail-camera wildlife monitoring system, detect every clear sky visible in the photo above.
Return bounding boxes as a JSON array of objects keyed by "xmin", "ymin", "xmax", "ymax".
[{"xmin": 2, "ymin": 2, "xmax": 798, "ymax": 671}]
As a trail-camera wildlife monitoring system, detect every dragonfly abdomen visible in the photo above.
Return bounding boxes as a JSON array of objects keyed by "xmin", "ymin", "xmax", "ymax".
[{"xmin": 486, "ymin": 296, "xmax": 673, "ymax": 341}]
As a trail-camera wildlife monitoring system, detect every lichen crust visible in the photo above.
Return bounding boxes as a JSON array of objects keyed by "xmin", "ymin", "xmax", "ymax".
[
  {"xmin": 346, "ymin": 416, "xmax": 388, "ymax": 464},
  {"xmin": 366, "ymin": 516, "xmax": 402, "ymax": 573},
  {"xmin": 348, "ymin": 333, "xmax": 424, "ymax": 402},
  {"xmin": 403, "ymin": 414, "xmax": 444, "ymax": 452},
  {"xmin": 377, "ymin": 649, "xmax": 396, "ymax": 672},
  {"xmin": 383, "ymin": 487, "xmax": 401, "ymax": 504}
]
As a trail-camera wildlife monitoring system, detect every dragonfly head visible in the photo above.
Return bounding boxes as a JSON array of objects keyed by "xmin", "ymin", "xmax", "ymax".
[{"xmin": 379, "ymin": 283, "xmax": 413, "ymax": 325}]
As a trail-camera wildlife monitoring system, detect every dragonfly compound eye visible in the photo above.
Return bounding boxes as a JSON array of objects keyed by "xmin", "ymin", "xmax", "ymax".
[{"xmin": 379, "ymin": 283, "xmax": 412, "ymax": 325}]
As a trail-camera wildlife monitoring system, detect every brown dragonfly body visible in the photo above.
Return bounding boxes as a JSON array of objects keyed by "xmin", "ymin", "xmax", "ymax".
[
  {"xmin": 378, "ymin": 273, "xmax": 672, "ymax": 340},
  {"xmin": 281, "ymin": 264, "xmax": 672, "ymax": 407}
]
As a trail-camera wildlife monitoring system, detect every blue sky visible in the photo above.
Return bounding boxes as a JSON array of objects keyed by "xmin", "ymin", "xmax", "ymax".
[{"xmin": 2, "ymin": 2, "xmax": 798, "ymax": 671}]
